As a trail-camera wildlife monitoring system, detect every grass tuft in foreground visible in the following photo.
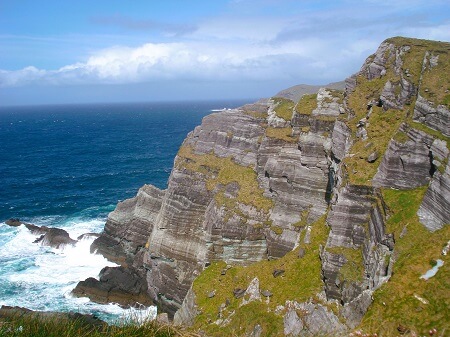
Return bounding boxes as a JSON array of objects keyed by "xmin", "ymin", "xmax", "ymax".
[{"xmin": 0, "ymin": 315, "xmax": 189, "ymax": 337}]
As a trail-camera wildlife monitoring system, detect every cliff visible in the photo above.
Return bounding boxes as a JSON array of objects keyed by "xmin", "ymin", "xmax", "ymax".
[{"xmin": 77, "ymin": 37, "xmax": 450, "ymax": 336}]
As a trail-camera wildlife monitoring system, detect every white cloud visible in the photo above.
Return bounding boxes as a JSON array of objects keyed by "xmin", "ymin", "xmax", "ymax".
[{"xmin": 1, "ymin": 0, "xmax": 449, "ymax": 90}]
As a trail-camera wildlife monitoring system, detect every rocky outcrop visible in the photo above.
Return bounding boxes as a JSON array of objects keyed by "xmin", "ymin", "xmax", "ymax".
[
  {"xmin": 91, "ymin": 184, "xmax": 164, "ymax": 267},
  {"xmin": 72, "ymin": 266, "xmax": 152, "ymax": 307},
  {"xmin": 33, "ymin": 227, "xmax": 77, "ymax": 249},
  {"xmin": 173, "ymin": 288, "xmax": 198, "ymax": 326},
  {"xmin": 321, "ymin": 184, "xmax": 392, "ymax": 311},
  {"xmin": 4, "ymin": 220, "xmax": 78, "ymax": 249},
  {"xmin": 414, "ymin": 95, "xmax": 450, "ymax": 137},
  {"xmin": 283, "ymin": 301, "xmax": 346, "ymax": 336},
  {"xmin": 373, "ymin": 124, "xmax": 434, "ymax": 189},
  {"xmin": 417, "ymin": 157, "xmax": 450, "ymax": 231}
]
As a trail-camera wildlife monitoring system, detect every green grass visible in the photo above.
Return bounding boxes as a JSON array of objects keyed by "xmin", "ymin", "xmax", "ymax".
[
  {"xmin": 177, "ymin": 145, "xmax": 273, "ymax": 213},
  {"xmin": 343, "ymin": 102, "xmax": 407, "ymax": 185},
  {"xmin": 272, "ymin": 97, "xmax": 295, "ymax": 121},
  {"xmin": 191, "ymin": 215, "xmax": 330, "ymax": 336},
  {"xmin": 0, "ymin": 316, "xmax": 186, "ymax": 337},
  {"xmin": 326, "ymin": 246, "xmax": 364, "ymax": 282},
  {"xmin": 295, "ymin": 94, "xmax": 317, "ymax": 115},
  {"xmin": 265, "ymin": 127, "xmax": 298, "ymax": 143},
  {"xmin": 358, "ymin": 187, "xmax": 450, "ymax": 336}
]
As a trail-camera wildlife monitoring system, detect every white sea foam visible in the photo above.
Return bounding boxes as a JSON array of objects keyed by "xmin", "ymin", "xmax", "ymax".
[{"xmin": 0, "ymin": 216, "xmax": 156, "ymax": 322}]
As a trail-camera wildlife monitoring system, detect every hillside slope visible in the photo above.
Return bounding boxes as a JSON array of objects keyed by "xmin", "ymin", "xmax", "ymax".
[{"xmin": 78, "ymin": 37, "xmax": 450, "ymax": 336}]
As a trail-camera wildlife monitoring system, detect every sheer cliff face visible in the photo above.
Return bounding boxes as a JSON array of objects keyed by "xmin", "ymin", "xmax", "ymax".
[{"xmin": 92, "ymin": 37, "xmax": 449, "ymax": 334}]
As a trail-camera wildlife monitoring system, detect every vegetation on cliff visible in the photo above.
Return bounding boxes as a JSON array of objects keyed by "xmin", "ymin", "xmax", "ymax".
[
  {"xmin": 82, "ymin": 36, "xmax": 449, "ymax": 337},
  {"xmin": 360, "ymin": 187, "xmax": 450, "ymax": 334},
  {"xmin": 192, "ymin": 215, "xmax": 330, "ymax": 336}
]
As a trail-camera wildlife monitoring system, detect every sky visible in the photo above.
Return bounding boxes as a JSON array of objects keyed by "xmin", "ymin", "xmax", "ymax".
[{"xmin": 0, "ymin": 0, "xmax": 449, "ymax": 106}]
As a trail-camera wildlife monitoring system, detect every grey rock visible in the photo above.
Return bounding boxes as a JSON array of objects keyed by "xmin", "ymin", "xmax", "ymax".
[
  {"xmin": 331, "ymin": 121, "xmax": 352, "ymax": 162},
  {"xmin": 4, "ymin": 218, "xmax": 23, "ymax": 227},
  {"xmin": 413, "ymin": 95, "xmax": 450, "ymax": 137},
  {"xmin": 283, "ymin": 309, "xmax": 303, "ymax": 336},
  {"xmin": 173, "ymin": 287, "xmax": 198, "ymax": 326},
  {"xmin": 261, "ymin": 290, "xmax": 273, "ymax": 297},
  {"xmin": 373, "ymin": 124, "xmax": 434, "ymax": 189},
  {"xmin": 312, "ymin": 88, "xmax": 343, "ymax": 117},
  {"xmin": 341, "ymin": 290, "xmax": 373, "ymax": 328},
  {"xmin": 92, "ymin": 184, "xmax": 164, "ymax": 267},
  {"xmin": 233, "ymin": 288, "xmax": 247, "ymax": 299},
  {"xmin": 367, "ymin": 151, "xmax": 379, "ymax": 163},
  {"xmin": 72, "ymin": 266, "xmax": 152, "ymax": 307},
  {"xmin": 248, "ymin": 324, "xmax": 263, "ymax": 337},
  {"xmin": 242, "ymin": 277, "xmax": 261, "ymax": 304},
  {"xmin": 297, "ymin": 248, "xmax": 306, "ymax": 258},
  {"xmin": 156, "ymin": 313, "xmax": 169, "ymax": 325},
  {"xmin": 295, "ymin": 301, "xmax": 346, "ymax": 336},
  {"xmin": 208, "ymin": 291, "xmax": 215, "ymax": 298},
  {"xmin": 417, "ymin": 158, "xmax": 450, "ymax": 231},
  {"xmin": 33, "ymin": 227, "xmax": 77, "ymax": 249},
  {"xmin": 273, "ymin": 269, "xmax": 285, "ymax": 277},
  {"xmin": 322, "ymin": 183, "xmax": 392, "ymax": 324}
]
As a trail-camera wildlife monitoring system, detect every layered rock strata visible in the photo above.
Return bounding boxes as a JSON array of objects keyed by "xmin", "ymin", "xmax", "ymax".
[{"xmin": 83, "ymin": 37, "xmax": 449, "ymax": 335}]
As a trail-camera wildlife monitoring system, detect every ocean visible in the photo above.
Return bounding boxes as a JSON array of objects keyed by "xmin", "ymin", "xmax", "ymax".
[{"xmin": 0, "ymin": 100, "xmax": 248, "ymax": 322}]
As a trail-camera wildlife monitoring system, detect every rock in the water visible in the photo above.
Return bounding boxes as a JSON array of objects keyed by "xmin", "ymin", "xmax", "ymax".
[
  {"xmin": 33, "ymin": 227, "xmax": 77, "ymax": 249},
  {"xmin": 72, "ymin": 266, "xmax": 152, "ymax": 307},
  {"xmin": 4, "ymin": 219, "xmax": 23, "ymax": 227}
]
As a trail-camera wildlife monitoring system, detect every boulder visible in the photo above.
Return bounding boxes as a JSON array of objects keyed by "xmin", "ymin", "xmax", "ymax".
[
  {"xmin": 4, "ymin": 218, "xmax": 23, "ymax": 227},
  {"xmin": 34, "ymin": 227, "xmax": 77, "ymax": 249},
  {"xmin": 72, "ymin": 266, "xmax": 152, "ymax": 307}
]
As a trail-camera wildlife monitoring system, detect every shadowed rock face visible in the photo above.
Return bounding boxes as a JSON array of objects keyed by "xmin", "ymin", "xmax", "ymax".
[
  {"xmin": 91, "ymin": 184, "xmax": 164, "ymax": 267},
  {"xmin": 72, "ymin": 266, "xmax": 152, "ymax": 307},
  {"xmin": 418, "ymin": 158, "xmax": 450, "ymax": 231}
]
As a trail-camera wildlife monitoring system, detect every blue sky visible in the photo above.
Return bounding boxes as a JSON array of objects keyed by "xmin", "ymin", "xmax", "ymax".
[{"xmin": 0, "ymin": 0, "xmax": 449, "ymax": 105}]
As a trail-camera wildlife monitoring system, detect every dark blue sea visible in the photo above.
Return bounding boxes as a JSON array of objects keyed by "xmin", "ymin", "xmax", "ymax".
[{"xmin": 0, "ymin": 100, "xmax": 248, "ymax": 321}]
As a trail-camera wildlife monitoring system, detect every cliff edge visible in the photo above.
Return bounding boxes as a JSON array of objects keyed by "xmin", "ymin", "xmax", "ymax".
[{"xmin": 78, "ymin": 37, "xmax": 450, "ymax": 336}]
